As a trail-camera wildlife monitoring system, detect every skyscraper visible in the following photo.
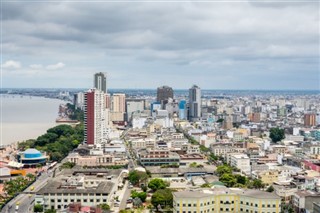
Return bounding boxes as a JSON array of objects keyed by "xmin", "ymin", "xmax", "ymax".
[
  {"xmin": 189, "ymin": 85, "xmax": 201, "ymax": 121},
  {"xmin": 84, "ymin": 88, "xmax": 108, "ymax": 145},
  {"xmin": 304, "ymin": 112, "xmax": 316, "ymax": 127},
  {"xmin": 94, "ymin": 72, "xmax": 107, "ymax": 93},
  {"xmin": 179, "ymin": 100, "xmax": 187, "ymax": 120},
  {"xmin": 157, "ymin": 86, "xmax": 173, "ymax": 108}
]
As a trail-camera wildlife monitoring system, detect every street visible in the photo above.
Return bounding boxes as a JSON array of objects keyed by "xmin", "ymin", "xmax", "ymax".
[{"xmin": 1, "ymin": 167, "xmax": 55, "ymax": 213}]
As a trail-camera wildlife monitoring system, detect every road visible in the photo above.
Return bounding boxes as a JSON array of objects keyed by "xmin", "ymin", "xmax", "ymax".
[{"xmin": 1, "ymin": 167, "xmax": 55, "ymax": 213}]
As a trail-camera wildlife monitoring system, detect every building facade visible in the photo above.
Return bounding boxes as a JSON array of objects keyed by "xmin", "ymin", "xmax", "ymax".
[
  {"xmin": 94, "ymin": 72, "xmax": 107, "ymax": 93},
  {"xmin": 157, "ymin": 86, "xmax": 174, "ymax": 108},
  {"xmin": 84, "ymin": 89, "xmax": 108, "ymax": 145},
  {"xmin": 189, "ymin": 85, "xmax": 201, "ymax": 121},
  {"xmin": 173, "ymin": 188, "xmax": 281, "ymax": 213}
]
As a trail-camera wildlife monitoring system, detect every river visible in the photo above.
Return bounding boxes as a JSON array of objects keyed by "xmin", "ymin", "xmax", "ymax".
[{"xmin": 0, "ymin": 95, "xmax": 67, "ymax": 146}]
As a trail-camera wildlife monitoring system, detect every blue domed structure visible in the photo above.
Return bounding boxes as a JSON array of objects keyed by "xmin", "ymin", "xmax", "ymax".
[{"xmin": 17, "ymin": 148, "xmax": 48, "ymax": 166}]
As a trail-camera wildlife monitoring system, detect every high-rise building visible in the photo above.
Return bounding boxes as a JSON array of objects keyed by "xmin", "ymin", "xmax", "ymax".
[
  {"xmin": 111, "ymin": 93, "xmax": 126, "ymax": 113},
  {"xmin": 157, "ymin": 86, "xmax": 173, "ymax": 108},
  {"xmin": 189, "ymin": 85, "xmax": 201, "ymax": 121},
  {"xmin": 304, "ymin": 113, "xmax": 316, "ymax": 127},
  {"xmin": 110, "ymin": 93, "xmax": 126, "ymax": 122},
  {"xmin": 125, "ymin": 99, "xmax": 145, "ymax": 122},
  {"xmin": 84, "ymin": 89, "xmax": 108, "ymax": 145},
  {"xmin": 179, "ymin": 100, "xmax": 187, "ymax": 120},
  {"xmin": 94, "ymin": 72, "xmax": 107, "ymax": 93}
]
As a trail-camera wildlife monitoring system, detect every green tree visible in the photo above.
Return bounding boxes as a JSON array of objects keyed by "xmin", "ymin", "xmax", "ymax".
[
  {"xmin": 60, "ymin": 162, "xmax": 76, "ymax": 169},
  {"xmin": 216, "ymin": 164, "xmax": 232, "ymax": 176},
  {"xmin": 269, "ymin": 128, "xmax": 285, "ymax": 143},
  {"xmin": 128, "ymin": 171, "xmax": 148, "ymax": 186},
  {"xmin": 250, "ymin": 179, "xmax": 264, "ymax": 189},
  {"xmin": 189, "ymin": 162, "xmax": 198, "ymax": 168},
  {"xmin": 148, "ymin": 178, "xmax": 168, "ymax": 191},
  {"xmin": 151, "ymin": 189, "xmax": 173, "ymax": 210},
  {"xmin": 34, "ymin": 204, "xmax": 44, "ymax": 212},
  {"xmin": 98, "ymin": 203, "xmax": 110, "ymax": 211},
  {"xmin": 266, "ymin": 185, "xmax": 274, "ymax": 192},
  {"xmin": 131, "ymin": 190, "xmax": 147, "ymax": 202},
  {"xmin": 44, "ymin": 210, "xmax": 57, "ymax": 213},
  {"xmin": 201, "ymin": 183, "xmax": 212, "ymax": 188},
  {"xmin": 219, "ymin": 173, "xmax": 237, "ymax": 187},
  {"xmin": 235, "ymin": 174, "xmax": 247, "ymax": 185}
]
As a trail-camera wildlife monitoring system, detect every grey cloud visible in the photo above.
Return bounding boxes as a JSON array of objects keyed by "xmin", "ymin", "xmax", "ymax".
[{"xmin": 2, "ymin": 1, "xmax": 319, "ymax": 89}]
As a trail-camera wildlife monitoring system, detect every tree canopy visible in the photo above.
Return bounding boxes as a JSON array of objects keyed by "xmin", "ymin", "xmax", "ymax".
[
  {"xmin": 151, "ymin": 189, "xmax": 173, "ymax": 210},
  {"xmin": 128, "ymin": 170, "xmax": 148, "ymax": 186},
  {"xmin": 148, "ymin": 178, "xmax": 169, "ymax": 191},
  {"xmin": 269, "ymin": 127, "xmax": 285, "ymax": 143}
]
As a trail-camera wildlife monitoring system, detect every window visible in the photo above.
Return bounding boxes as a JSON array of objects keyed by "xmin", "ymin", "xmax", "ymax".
[
  {"xmin": 64, "ymin": 199, "xmax": 68, "ymax": 202},
  {"xmin": 83, "ymin": 199, "xmax": 87, "ymax": 202},
  {"xmin": 50, "ymin": 199, "xmax": 54, "ymax": 203},
  {"xmin": 220, "ymin": 208, "xmax": 223, "ymax": 211},
  {"xmin": 70, "ymin": 199, "xmax": 74, "ymax": 202},
  {"xmin": 183, "ymin": 204, "xmax": 186, "ymax": 207},
  {"xmin": 221, "ymin": 201, "xmax": 224, "ymax": 204},
  {"xmin": 177, "ymin": 204, "xmax": 180, "ymax": 207},
  {"xmin": 194, "ymin": 204, "xmax": 197, "ymax": 207},
  {"xmin": 255, "ymin": 204, "xmax": 258, "ymax": 207},
  {"xmin": 273, "ymin": 204, "xmax": 276, "ymax": 208},
  {"xmin": 96, "ymin": 199, "xmax": 100, "ymax": 202},
  {"xmin": 246, "ymin": 202, "xmax": 249, "ymax": 205},
  {"xmin": 57, "ymin": 199, "xmax": 61, "ymax": 203},
  {"xmin": 188, "ymin": 204, "xmax": 191, "ymax": 207},
  {"xmin": 90, "ymin": 199, "xmax": 94, "ymax": 202},
  {"xmin": 267, "ymin": 204, "xmax": 270, "ymax": 207},
  {"xmin": 262, "ymin": 204, "xmax": 265, "ymax": 208},
  {"xmin": 77, "ymin": 199, "xmax": 80, "ymax": 202},
  {"xmin": 241, "ymin": 201, "xmax": 243, "ymax": 204}
]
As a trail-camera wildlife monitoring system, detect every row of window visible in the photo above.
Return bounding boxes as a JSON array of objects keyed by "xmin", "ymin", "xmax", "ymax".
[
  {"xmin": 177, "ymin": 201, "xmax": 278, "ymax": 207},
  {"xmin": 50, "ymin": 198, "xmax": 107, "ymax": 203},
  {"xmin": 176, "ymin": 210, "xmax": 278, "ymax": 213},
  {"xmin": 44, "ymin": 193, "xmax": 108, "ymax": 196}
]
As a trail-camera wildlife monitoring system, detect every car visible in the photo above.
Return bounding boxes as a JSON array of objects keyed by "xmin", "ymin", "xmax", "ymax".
[
  {"xmin": 114, "ymin": 202, "xmax": 120, "ymax": 207},
  {"xmin": 30, "ymin": 186, "xmax": 35, "ymax": 191}
]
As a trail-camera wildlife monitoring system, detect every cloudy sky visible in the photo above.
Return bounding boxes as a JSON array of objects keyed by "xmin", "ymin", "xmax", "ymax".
[{"xmin": 2, "ymin": 1, "xmax": 319, "ymax": 90}]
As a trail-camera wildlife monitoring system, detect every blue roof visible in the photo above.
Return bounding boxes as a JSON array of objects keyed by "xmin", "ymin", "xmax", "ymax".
[{"xmin": 23, "ymin": 148, "xmax": 41, "ymax": 154}]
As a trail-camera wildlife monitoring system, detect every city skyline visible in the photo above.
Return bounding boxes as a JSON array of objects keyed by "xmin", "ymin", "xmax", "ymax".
[{"xmin": 2, "ymin": 1, "xmax": 319, "ymax": 90}]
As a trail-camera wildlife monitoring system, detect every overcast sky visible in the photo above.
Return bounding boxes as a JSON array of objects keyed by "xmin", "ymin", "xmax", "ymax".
[{"xmin": 1, "ymin": 1, "xmax": 319, "ymax": 90}]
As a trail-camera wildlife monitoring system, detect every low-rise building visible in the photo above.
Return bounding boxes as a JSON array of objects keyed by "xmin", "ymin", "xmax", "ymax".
[
  {"xmin": 138, "ymin": 149, "xmax": 180, "ymax": 166},
  {"xmin": 35, "ymin": 177, "xmax": 114, "ymax": 211},
  {"xmin": 229, "ymin": 153, "xmax": 251, "ymax": 175},
  {"xmin": 173, "ymin": 187, "xmax": 281, "ymax": 213}
]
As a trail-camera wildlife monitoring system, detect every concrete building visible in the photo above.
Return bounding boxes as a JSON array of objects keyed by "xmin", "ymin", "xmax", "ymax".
[
  {"xmin": 138, "ymin": 149, "xmax": 180, "ymax": 166},
  {"xmin": 84, "ymin": 89, "xmax": 109, "ymax": 145},
  {"xmin": 111, "ymin": 93, "xmax": 125, "ymax": 113},
  {"xmin": 35, "ymin": 177, "xmax": 114, "ymax": 211},
  {"xmin": 173, "ymin": 188, "xmax": 281, "ymax": 213},
  {"xmin": 125, "ymin": 99, "xmax": 145, "ymax": 122},
  {"xmin": 304, "ymin": 113, "xmax": 316, "ymax": 127},
  {"xmin": 189, "ymin": 85, "xmax": 201, "ymax": 121},
  {"xmin": 94, "ymin": 72, "xmax": 107, "ymax": 93},
  {"xmin": 179, "ymin": 100, "xmax": 187, "ymax": 120},
  {"xmin": 292, "ymin": 191, "xmax": 320, "ymax": 213},
  {"xmin": 157, "ymin": 86, "xmax": 173, "ymax": 108},
  {"xmin": 230, "ymin": 154, "xmax": 251, "ymax": 174}
]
